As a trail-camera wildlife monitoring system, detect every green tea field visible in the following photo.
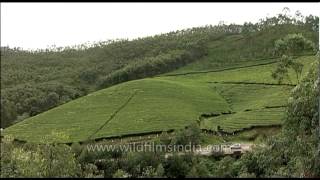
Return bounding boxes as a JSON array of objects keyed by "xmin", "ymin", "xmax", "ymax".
[{"xmin": 3, "ymin": 53, "xmax": 316, "ymax": 143}]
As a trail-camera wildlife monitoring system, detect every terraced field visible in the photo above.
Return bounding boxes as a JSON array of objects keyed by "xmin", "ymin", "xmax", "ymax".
[
  {"xmin": 200, "ymin": 108, "xmax": 285, "ymax": 132},
  {"xmin": 3, "ymin": 53, "xmax": 316, "ymax": 143},
  {"xmin": 161, "ymin": 55, "xmax": 315, "ymax": 85},
  {"xmin": 209, "ymin": 83, "xmax": 291, "ymax": 111}
]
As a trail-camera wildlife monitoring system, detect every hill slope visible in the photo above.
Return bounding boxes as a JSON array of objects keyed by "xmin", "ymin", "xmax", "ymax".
[
  {"xmin": 3, "ymin": 55, "xmax": 316, "ymax": 143},
  {"xmin": 2, "ymin": 13, "xmax": 318, "ymax": 142},
  {"xmin": 3, "ymin": 78, "xmax": 231, "ymax": 142},
  {"xmin": 1, "ymin": 15, "xmax": 318, "ymax": 128}
]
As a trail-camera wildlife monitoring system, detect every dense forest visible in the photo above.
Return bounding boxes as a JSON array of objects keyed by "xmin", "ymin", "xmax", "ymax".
[{"xmin": 1, "ymin": 11, "xmax": 318, "ymax": 128}]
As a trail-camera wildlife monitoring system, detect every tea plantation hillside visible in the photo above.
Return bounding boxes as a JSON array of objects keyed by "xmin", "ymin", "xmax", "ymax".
[
  {"xmin": 1, "ymin": 12, "xmax": 318, "ymax": 128},
  {"xmin": 1, "ymin": 12, "xmax": 318, "ymax": 143},
  {"xmin": 3, "ymin": 55, "xmax": 316, "ymax": 143}
]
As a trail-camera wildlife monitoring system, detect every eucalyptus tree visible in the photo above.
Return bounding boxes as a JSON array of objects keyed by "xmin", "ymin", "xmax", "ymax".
[{"xmin": 272, "ymin": 33, "xmax": 316, "ymax": 84}]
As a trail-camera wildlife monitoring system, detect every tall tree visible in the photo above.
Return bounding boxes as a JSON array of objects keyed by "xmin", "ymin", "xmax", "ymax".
[{"xmin": 272, "ymin": 33, "xmax": 315, "ymax": 84}]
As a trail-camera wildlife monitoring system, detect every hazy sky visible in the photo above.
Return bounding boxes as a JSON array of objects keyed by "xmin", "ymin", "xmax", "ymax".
[{"xmin": 1, "ymin": 3, "xmax": 319, "ymax": 50}]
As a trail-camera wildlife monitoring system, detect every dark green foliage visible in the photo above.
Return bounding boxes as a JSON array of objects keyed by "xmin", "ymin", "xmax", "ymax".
[
  {"xmin": 272, "ymin": 34, "xmax": 315, "ymax": 84},
  {"xmin": 212, "ymin": 156, "xmax": 243, "ymax": 178},
  {"xmin": 171, "ymin": 123, "xmax": 202, "ymax": 147},
  {"xmin": 186, "ymin": 160, "xmax": 211, "ymax": 178},
  {"xmin": 1, "ymin": 82, "xmax": 85, "ymax": 128},
  {"xmin": 272, "ymin": 55, "xmax": 294, "ymax": 84},
  {"xmin": 0, "ymin": 139, "xmax": 80, "ymax": 178},
  {"xmin": 239, "ymin": 59, "xmax": 319, "ymax": 178},
  {"xmin": 304, "ymin": 15, "xmax": 319, "ymax": 33},
  {"xmin": 0, "ymin": 99, "xmax": 17, "ymax": 128},
  {"xmin": 163, "ymin": 154, "xmax": 191, "ymax": 178},
  {"xmin": 274, "ymin": 33, "xmax": 315, "ymax": 56},
  {"xmin": 79, "ymin": 70, "xmax": 99, "ymax": 84},
  {"xmin": 97, "ymin": 49, "xmax": 206, "ymax": 88},
  {"xmin": 285, "ymin": 59, "xmax": 319, "ymax": 136},
  {"xmin": 239, "ymin": 149, "xmax": 273, "ymax": 177}
]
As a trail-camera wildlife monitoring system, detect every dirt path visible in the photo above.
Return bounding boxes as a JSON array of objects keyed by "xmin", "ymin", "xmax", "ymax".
[
  {"xmin": 195, "ymin": 143, "xmax": 254, "ymax": 156},
  {"xmin": 165, "ymin": 143, "xmax": 256, "ymax": 158}
]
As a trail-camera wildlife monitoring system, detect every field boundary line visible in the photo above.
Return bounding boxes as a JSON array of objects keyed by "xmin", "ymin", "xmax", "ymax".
[
  {"xmin": 157, "ymin": 54, "xmax": 315, "ymax": 77},
  {"xmin": 86, "ymin": 90, "xmax": 139, "ymax": 141},
  {"xmin": 158, "ymin": 60, "xmax": 278, "ymax": 77},
  {"xmin": 208, "ymin": 85, "xmax": 238, "ymax": 111},
  {"xmin": 207, "ymin": 81, "xmax": 296, "ymax": 86},
  {"xmin": 201, "ymin": 124, "xmax": 282, "ymax": 136}
]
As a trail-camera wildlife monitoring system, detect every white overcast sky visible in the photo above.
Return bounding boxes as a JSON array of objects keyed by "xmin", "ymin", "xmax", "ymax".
[{"xmin": 1, "ymin": 3, "xmax": 319, "ymax": 50}]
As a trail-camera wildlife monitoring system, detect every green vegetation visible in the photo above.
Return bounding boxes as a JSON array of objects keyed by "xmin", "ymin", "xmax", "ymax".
[
  {"xmin": 3, "ymin": 78, "xmax": 230, "ymax": 142},
  {"xmin": 201, "ymin": 108, "xmax": 285, "ymax": 132},
  {"xmin": 272, "ymin": 33, "xmax": 316, "ymax": 84},
  {"xmin": 2, "ymin": 23, "xmax": 317, "ymax": 142},
  {"xmin": 1, "ymin": 12, "xmax": 318, "ymax": 129},
  {"xmin": 0, "ymin": 9, "xmax": 319, "ymax": 178},
  {"xmin": 162, "ymin": 56, "xmax": 315, "ymax": 85},
  {"xmin": 3, "ymin": 54, "xmax": 315, "ymax": 142},
  {"xmin": 1, "ymin": 28, "xmax": 209, "ymax": 128},
  {"xmin": 223, "ymin": 126, "xmax": 281, "ymax": 143},
  {"xmin": 201, "ymin": 126, "xmax": 280, "ymax": 145},
  {"xmin": 1, "ymin": 135, "xmax": 80, "ymax": 177},
  {"xmin": 1, "ymin": 63, "xmax": 319, "ymax": 177},
  {"xmin": 219, "ymin": 59, "xmax": 320, "ymax": 178}
]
